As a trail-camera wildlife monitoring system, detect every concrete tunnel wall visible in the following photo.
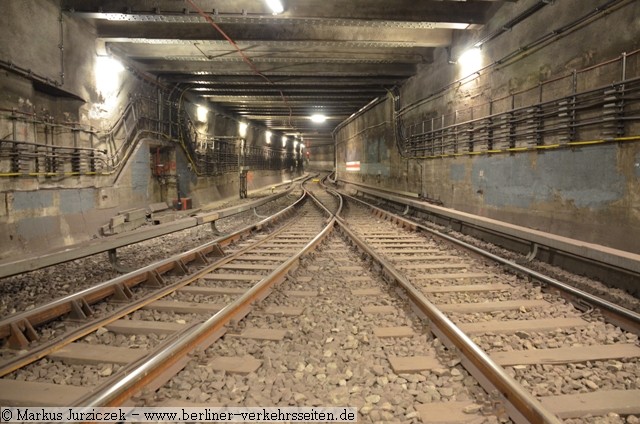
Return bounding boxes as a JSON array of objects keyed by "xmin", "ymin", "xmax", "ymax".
[
  {"xmin": 335, "ymin": 0, "xmax": 640, "ymax": 254},
  {"xmin": 307, "ymin": 144, "xmax": 336, "ymax": 171},
  {"xmin": 0, "ymin": 0, "xmax": 301, "ymax": 260}
]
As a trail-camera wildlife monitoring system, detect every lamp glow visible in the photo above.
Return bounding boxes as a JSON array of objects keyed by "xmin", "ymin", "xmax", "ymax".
[
  {"xmin": 265, "ymin": 0, "xmax": 284, "ymax": 14},
  {"xmin": 300, "ymin": 144, "xmax": 305, "ymax": 149},
  {"xmin": 282, "ymin": 136, "xmax": 287, "ymax": 147},
  {"xmin": 196, "ymin": 105, "xmax": 208, "ymax": 122},
  {"xmin": 294, "ymin": 140, "xmax": 299, "ymax": 148},
  {"xmin": 93, "ymin": 56, "xmax": 125, "ymax": 117},
  {"xmin": 310, "ymin": 114, "xmax": 327, "ymax": 123},
  {"xmin": 96, "ymin": 56, "xmax": 124, "ymax": 75},
  {"xmin": 239, "ymin": 122, "xmax": 248, "ymax": 138},
  {"xmin": 458, "ymin": 47, "xmax": 482, "ymax": 74},
  {"xmin": 265, "ymin": 130, "xmax": 272, "ymax": 144}
]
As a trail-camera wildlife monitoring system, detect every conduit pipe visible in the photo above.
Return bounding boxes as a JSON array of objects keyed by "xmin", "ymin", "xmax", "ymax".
[
  {"xmin": 184, "ymin": 0, "xmax": 295, "ymax": 129},
  {"xmin": 397, "ymin": 0, "xmax": 631, "ymax": 117}
]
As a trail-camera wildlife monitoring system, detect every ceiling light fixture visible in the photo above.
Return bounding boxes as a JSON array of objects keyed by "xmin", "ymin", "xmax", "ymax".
[
  {"xmin": 96, "ymin": 55, "xmax": 124, "ymax": 74},
  {"xmin": 458, "ymin": 47, "xmax": 482, "ymax": 70},
  {"xmin": 238, "ymin": 122, "xmax": 248, "ymax": 138},
  {"xmin": 94, "ymin": 56, "xmax": 125, "ymax": 115},
  {"xmin": 265, "ymin": 0, "xmax": 284, "ymax": 15},
  {"xmin": 196, "ymin": 105, "xmax": 208, "ymax": 122},
  {"xmin": 310, "ymin": 114, "xmax": 327, "ymax": 123}
]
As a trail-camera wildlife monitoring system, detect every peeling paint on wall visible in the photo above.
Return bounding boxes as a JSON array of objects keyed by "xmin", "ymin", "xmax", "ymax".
[
  {"xmin": 97, "ymin": 187, "xmax": 118, "ymax": 209},
  {"xmin": 450, "ymin": 163, "xmax": 465, "ymax": 182},
  {"xmin": 358, "ymin": 137, "xmax": 390, "ymax": 176},
  {"xmin": 176, "ymin": 150, "xmax": 192, "ymax": 197},
  {"xmin": 472, "ymin": 146, "xmax": 624, "ymax": 209},
  {"xmin": 16, "ymin": 216, "xmax": 57, "ymax": 240},
  {"xmin": 59, "ymin": 189, "xmax": 95, "ymax": 214},
  {"xmin": 362, "ymin": 163, "xmax": 389, "ymax": 177},
  {"xmin": 11, "ymin": 190, "xmax": 53, "ymax": 211},
  {"xmin": 0, "ymin": 194, "xmax": 7, "ymax": 217},
  {"xmin": 366, "ymin": 137, "xmax": 379, "ymax": 163},
  {"xmin": 131, "ymin": 146, "xmax": 151, "ymax": 195}
]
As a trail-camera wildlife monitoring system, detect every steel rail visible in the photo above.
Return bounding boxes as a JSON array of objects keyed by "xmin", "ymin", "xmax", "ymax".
[
  {"xmin": 72, "ymin": 189, "xmax": 337, "ymax": 408},
  {"xmin": 0, "ymin": 199, "xmax": 306, "ymax": 377},
  {"xmin": 0, "ymin": 188, "xmax": 307, "ymax": 354},
  {"xmin": 320, "ymin": 175, "xmax": 344, "ymax": 214},
  {"xmin": 334, "ymin": 207, "xmax": 562, "ymax": 424},
  {"xmin": 303, "ymin": 178, "xmax": 343, "ymax": 219},
  {"xmin": 345, "ymin": 193, "xmax": 640, "ymax": 333}
]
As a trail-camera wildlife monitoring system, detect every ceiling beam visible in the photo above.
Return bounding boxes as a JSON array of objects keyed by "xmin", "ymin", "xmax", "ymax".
[
  {"xmin": 159, "ymin": 75, "xmax": 405, "ymax": 85},
  {"xmin": 63, "ymin": 0, "xmax": 499, "ymax": 144},
  {"xmin": 136, "ymin": 60, "xmax": 417, "ymax": 77},
  {"xmin": 190, "ymin": 87, "xmax": 388, "ymax": 94},
  {"xmin": 63, "ymin": 0, "xmax": 494, "ymax": 24},
  {"xmin": 97, "ymin": 22, "xmax": 452, "ymax": 47},
  {"xmin": 112, "ymin": 43, "xmax": 434, "ymax": 63}
]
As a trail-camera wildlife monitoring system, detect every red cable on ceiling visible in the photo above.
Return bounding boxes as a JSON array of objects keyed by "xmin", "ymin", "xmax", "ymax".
[{"xmin": 185, "ymin": 0, "xmax": 295, "ymax": 130}]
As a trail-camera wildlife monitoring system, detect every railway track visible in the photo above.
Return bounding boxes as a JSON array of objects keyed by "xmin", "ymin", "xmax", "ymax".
[
  {"xmin": 335, "ymin": 191, "xmax": 640, "ymax": 423},
  {"xmin": 0, "ymin": 182, "xmax": 331, "ymax": 404},
  {"xmin": 0, "ymin": 184, "xmax": 302, "ymax": 320},
  {"xmin": 0, "ymin": 176, "xmax": 638, "ymax": 423}
]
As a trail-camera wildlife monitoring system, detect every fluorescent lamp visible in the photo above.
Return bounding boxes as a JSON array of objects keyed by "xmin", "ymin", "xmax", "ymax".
[
  {"xmin": 310, "ymin": 114, "xmax": 327, "ymax": 123},
  {"xmin": 265, "ymin": 130, "xmax": 272, "ymax": 144},
  {"xmin": 265, "ymin": 0, "xmax": 284, "ymax": 14},
  {"xmin": 239, "ymin": 122, "xmax": 248, "ymax": 137},
  {"xmin": 196, "ymin": 105, "xmax": 208, "ymax": 122},
  {"xmin": 281, "ymin": 136, "xmax": 287, "ymax": 147}
]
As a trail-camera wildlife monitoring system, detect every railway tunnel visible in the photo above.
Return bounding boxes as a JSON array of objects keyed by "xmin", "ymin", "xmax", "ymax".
[{"xmin": 0, "ymin": 0, "xmax": 639, "ymax": 422}]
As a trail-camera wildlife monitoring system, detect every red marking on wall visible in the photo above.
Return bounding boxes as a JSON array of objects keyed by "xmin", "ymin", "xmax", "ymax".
[{"xmin": 346, "ymin": 161, "xmax": 360, "ymax": 172}]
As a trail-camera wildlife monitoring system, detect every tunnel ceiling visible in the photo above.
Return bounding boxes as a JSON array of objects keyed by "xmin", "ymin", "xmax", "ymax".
[{"xmin": 63, "ymin": 0, "xmax": 508, "ymax": 146}]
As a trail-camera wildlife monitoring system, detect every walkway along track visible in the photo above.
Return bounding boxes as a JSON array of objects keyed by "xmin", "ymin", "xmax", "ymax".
[
  {"xmin": 0, "ymin": 177, "xmax": 304, "ymax": 280},
  {"xmin": 340, "ymin": 180, "xmax": 640, "ymax": 298},
  {"xmin": 333, "ymin": 191, "xmax": 640, "ymax": 423}
]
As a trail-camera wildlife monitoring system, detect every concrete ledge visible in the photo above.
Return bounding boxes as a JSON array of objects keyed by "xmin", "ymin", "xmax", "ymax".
[
  {"xmin": 0, "ymin": 218, "xmax": 197, "ymax": 279},
  {"xmin": 0, "ymin": 183, "xmax": 301, "ymax": 280},
  {"xmin": 340, "ymin": 180, "xmax": 640, "ymax": 275}
]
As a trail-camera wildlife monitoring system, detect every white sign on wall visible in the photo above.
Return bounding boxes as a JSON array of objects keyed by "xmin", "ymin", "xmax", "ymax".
[{"xmin": 346, "ymin": 161, "xmax": 360, "ymax": 172}]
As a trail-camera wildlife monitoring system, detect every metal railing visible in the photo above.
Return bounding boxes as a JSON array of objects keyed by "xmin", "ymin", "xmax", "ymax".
[
  {"xmin": 179, "ymin": 117, "xmax": 297, "ymax": 176},
  {"xmin": 397, "ymin": 50, "xmax": 640, "ymax": 158},
  {"xmin": 0, "ymin": 109, "xmax": 107, "ymax": 177},
  {"xmin": 0, "ymin": 95, "xmax": 294, "ymax": 179}
]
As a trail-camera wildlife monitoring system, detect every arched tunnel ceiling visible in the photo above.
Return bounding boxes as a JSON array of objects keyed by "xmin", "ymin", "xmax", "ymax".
[{"xmin": 63, "ymin": 0, "xmax": 509, "ymax": 145}]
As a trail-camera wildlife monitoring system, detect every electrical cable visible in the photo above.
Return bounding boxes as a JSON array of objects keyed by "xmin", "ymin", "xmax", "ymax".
[{"xmin": 184, "ymin": 0, "xmax": 295, "ymax": 130}]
